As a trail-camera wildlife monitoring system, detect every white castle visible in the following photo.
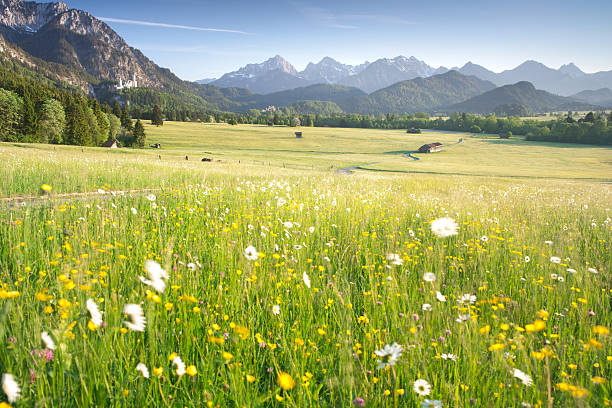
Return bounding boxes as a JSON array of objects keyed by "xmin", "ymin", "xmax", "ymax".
[{"xmin": 116, "ymin": 74, "xmax": 138, "ymax": 90}]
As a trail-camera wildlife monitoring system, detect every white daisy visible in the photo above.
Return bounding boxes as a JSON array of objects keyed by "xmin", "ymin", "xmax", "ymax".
[
  {"xmin": 430, "ymin": 217, "xmax": 459, "ymax": 238},
  {"xmin": 136, "ymin": 363, "xmax": 150, "ymax": 378},
  {"xmin": 86, "ymin": 298, "xmax": 103, "ymax": 327},
  {"xmin": 303, "ymin": 271, "xmax": 311, "ymax": 288},
  {"xmin": 2, "ymin": 373, "xmax": 21, "ymax": 403},
  {"xmin": 272, "ymin": 305, "xmax": 280, "ymax": 315},
  {"xmin": 374, "ymin": 343, "xmax": 403, "ymax": 369},
  {"xmin": 422, "ymin": 303, "xmax": 432, "ymax": 312},
  {"xmin": 41, "ymin": 331, "xmax": 56, "ymax": 350},
  {"xmin": 513, "ymin": 368, "xmax": 533, "ymax": 387},
  {"xmin": 413, "ymin": 379, "xmax": 431, "ymax": 396},
  {"xmin": 123, "ymin": 304, "xmax": 146, "ymax": 332},
  {"xmin": 588, "ymin": 267, "xmax": 598, "ymax": 274},
  {"xmin": 140, "ymin": 260, "xmax": 169, "ymax": 293},
  {"xmin": 131, "ymin": 207, "xmax": 137, "ymax": 215},
  {"xmin": 173, "ymin": 356, "xmax": 186, "ymax": 376},
  {"xmin": 386, "ymin": 253, "xmax": 403, "ymax": 266},
  {"xmin": 244, "ymin": 245, "xmax": 259, "ymax": 261},
  {"xmin": 308, "ymin": 226, "xmax": 315, "ymax": 233},
  {"xmin": 441, "ymin": 353, "xmax": 458, "ymax": 361},
  {"xmin": 436, "ymin": 291, "xmax": 447, "ymax": 302},
  {"xmin": 283, "ymin": 221, "xmax": 293, "ymax": 229},
  {"xmin": 456, "ymin": 314, "xmax": 471, "ymax": 323},
  {"xmin": 550, "ymin": 256, "xmax": 561, "ymax": 264},
  {"xmin": 458, "ymin": 293, "xmax": 476, "ymax": 305},
  {"xmin": 423, "ymin": 272, "xmax": 436, "ymax": 282}
]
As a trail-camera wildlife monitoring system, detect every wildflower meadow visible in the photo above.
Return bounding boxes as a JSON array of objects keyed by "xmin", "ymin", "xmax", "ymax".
[{"xmin": 0, "ymin": 129, "xmax": 611, "ymax": 407}]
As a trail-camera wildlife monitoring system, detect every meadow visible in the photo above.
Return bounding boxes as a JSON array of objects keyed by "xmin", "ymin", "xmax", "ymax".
[{"xmin": 0, "ymin": 123, "xmax": 611, "ymax": 407}]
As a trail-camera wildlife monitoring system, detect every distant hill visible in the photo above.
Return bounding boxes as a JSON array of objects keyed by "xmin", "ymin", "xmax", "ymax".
[
  {"xmin": 241, "ymin": 83, "xmax": 365, "ymax": 110},
  {"xmin": 571, "ymin": 88, "xmax": 612, "ymax": 107},
  {"xmin": 447, "ymin": 81, "xmax": 597, "ymax": 114},
  {"xmin": 290, "ymin": 100, "xmax": 343, "ymax": 115},
  {"xmin": 456, "ymin": 60, "xmax": 612, "ymax": 96},
  {"xmin": 338, "ymin": 71, "xmax": 496, "ymax": 114}
]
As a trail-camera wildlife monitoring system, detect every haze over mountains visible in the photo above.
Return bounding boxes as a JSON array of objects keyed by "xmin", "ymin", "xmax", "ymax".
[
  {"xmin": 0, "ymin": 0, "xmax": 608, "ymax": 117},
  {"xmin": 207, "ymin": 55, "xmax": 612, "ymax": 97}
]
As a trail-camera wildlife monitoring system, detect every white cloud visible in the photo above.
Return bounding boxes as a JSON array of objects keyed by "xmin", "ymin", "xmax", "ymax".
[{"xmin": 98, "ymin": 17, "xmax": 250, "ymax": 35}]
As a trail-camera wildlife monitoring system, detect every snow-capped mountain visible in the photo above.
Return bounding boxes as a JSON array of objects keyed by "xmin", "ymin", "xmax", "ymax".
[
  {"xmin": 338, "ymin": 56, "xmax": 437, "ymax": 93},
  {"xmin": 211, "ymin": 55, "xmax": 313, "ymax": 94},
  {"xmin": 300, "ymin": 57, "xmax": 370, "ymax": 84}
]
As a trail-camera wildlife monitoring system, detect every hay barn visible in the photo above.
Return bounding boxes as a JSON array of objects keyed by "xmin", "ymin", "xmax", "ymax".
[{"xmin": 418, "ymin": 142, "xmax": 443, "ymax": 153}]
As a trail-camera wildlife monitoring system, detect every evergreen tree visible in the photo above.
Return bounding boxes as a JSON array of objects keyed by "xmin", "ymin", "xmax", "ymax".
[
  {"xmin": 21, "ymin": 89, "xmax": 38, "ymax": 142},
  {"xmin": 121, "ymin": 108, "xmax": 133, "ymax": 131},
  {"xmin": 65, "ymin": 98, "xmax": 90, "ymax": 146},
  {"xmin": 92, "ymin": 100, "xmax": 110, "ymax": 145},
  {"xmin": 151, "ymin": 104, "xmax": 163, "ymax": 126},
  {"xmin": 133, "ymin": 119, "xmax": 146, "ymax": 148},
  {"xmin": 112, "ymin": 100, "xmax": 122, "ymax": 118}
]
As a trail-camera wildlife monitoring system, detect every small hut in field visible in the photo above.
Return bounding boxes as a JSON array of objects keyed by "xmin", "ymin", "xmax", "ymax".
[
  {"xmin": 499, "ymin": 133, "xmax": 510, "ymax": 139},
  {"xmin": 295, "ymin": 132, "xmax": 303, "ymax": 139},
  {"xmin": 418, "ymin": 142, "xmax": 443, "ymax": 153},
  {"xmin": 102, "ymin": 140, "xmax": 118, "ymax": 148}
]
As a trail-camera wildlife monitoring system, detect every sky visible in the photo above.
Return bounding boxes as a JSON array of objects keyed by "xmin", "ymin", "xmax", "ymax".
[{"xmin": 62, "ymin": 0, "xmax": 612, "ymax": 81}]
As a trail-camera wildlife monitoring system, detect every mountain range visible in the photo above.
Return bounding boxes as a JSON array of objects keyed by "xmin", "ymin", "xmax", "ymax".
[
  {"xmin": 207, "ymin": 56, "xmax": 612, "ymax": 97},
  {"xmin": 0, "ymin": 0, "xmax": 605, "ymax": 117}
]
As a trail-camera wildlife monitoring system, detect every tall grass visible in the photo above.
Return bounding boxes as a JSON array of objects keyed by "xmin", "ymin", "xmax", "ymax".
[{"xmin": 0, "ymin": 170, "xmax": 610, "ymax": 407}]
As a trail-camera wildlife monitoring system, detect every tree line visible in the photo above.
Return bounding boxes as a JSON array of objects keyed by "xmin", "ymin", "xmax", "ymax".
[{"xmin": 0, "ymin": 69, "xmax": 146, "ymax": 147}]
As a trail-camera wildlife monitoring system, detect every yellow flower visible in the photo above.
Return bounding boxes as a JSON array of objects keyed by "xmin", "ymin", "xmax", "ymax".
[
  {"xmin": 87, "ymin": 320, "xmax": 99, "ymax": 331},
  {"xmin": 275, "ymin": 394, "xmax": 284, "ymax": 402},
  {"xmin": 536, "ymin": 310, "xmax": 549, "ymax": 319},
  {"xmin": 169, "ymin": 353, "xmax": 178, "ymax": 361},
  {"xmin": 277, "ymin": 372, "xmax": 296, "ymax": 391},
  {"xmin": 568, "ymin": 364, "xmax": 578, "ymax": 369},
  {"xmin": 479, "ymin": 325, "xmax": 491, "ymax": 334},
  {"xmin": 222, "ymin": 352, "xmax": 234, "ymax": 361},
  {"xmin": 246, "ymin": 374, "xmax": 256, "ymax": 383},
  {"xmin": 41, "ymin": 184, "xmax": 52, "ymax": 192},
  {"xmin": 500, "ymin": 323, "xmax": 510, "ymax": 331},
  {"xmin": 589, "ymin": 338, "xmax": 603, "ymax": 348},
  {"xmin": 164, "ymin": 302, "xmax": 173, "ymax": 311},
  {"xmin": 396, "ymin": 388, "xmax": 405, "ymax": 395},
  {"xmin": 317, "ymin": 328, "xmax": 326, "ymax": 336},
  {"xmin": 488, "ymin": 343, "xmax": 505, "ymax": 351},
  {"xmin": 591, "ymin": 377, "xmax": 606, "ymax": 385},
  {"xmin": 593, "ymin": 326, "xmax": 610, "ymax": 335},
  {"xmin": 153, "ymin": 367, "xmax": 163, "ymax": 377},
  {"xmin": 526, "ymin": 320, "xmax": 546, "ymax": 332},
  {"xmin": 186, "ymin": 365, "xmax": 197, "ymax": 377}
]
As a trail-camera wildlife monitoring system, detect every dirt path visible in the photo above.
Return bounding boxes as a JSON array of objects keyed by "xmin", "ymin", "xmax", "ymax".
[{"xmin": 1, "ymin": 187, "xmax": 162, "ymax": 209}]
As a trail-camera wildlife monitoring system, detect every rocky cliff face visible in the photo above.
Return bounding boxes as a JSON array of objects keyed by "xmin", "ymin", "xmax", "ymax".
[
  {"xmin": 0, "ymin": 0, "xmax": 68, "ymax": 34},
  {"xmin": 0, "ymin": 0, "xmax": 188, "ymax": 92}
]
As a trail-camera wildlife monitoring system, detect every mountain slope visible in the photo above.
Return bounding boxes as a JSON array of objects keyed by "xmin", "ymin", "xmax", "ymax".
[
  {"xmin": 338, "ymin": 71, "xmax": 496, "ymax": 114},
  {"xmin": 447, "ymin": 81, "xmax": 596, "ymax": 113},
  {"xmin": 338, "ymin": 56, "xmax": 436, "ymax": 93},
  {"xmin": 300, "ymin": 57, "xmax": 369, "ymax": 84},
  {"xmin": 211, "ymin": 55, "xmax": 312, "ymax": 94},
  {"xmin": 571, "ymin": 88, "xmax": 612, "ymax": 107}
]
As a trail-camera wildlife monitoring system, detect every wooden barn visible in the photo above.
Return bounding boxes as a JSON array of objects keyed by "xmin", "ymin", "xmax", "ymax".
[
  {"xmin": 295, "ymin": 132, "xmax": 303, "ymax": 138},
  {"xmin": 418, "ymin": 142, "xmax": 443, "ymax": 153},
  {"xmin": 102, "ymin": 140, "xmax": 118, "ymax": 148}
]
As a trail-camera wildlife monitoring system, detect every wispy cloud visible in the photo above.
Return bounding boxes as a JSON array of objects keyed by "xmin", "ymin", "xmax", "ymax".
[
  {"xmin": 98, "ymin": 17, "xmax": 250, "ymax": 35},
  {"xmin": 298, "ymin": 7, "xmax": 358, "ymax": 29},
  {"xmin": 341, "ymin": 14, "xmax": 416, "ymax": 26}
]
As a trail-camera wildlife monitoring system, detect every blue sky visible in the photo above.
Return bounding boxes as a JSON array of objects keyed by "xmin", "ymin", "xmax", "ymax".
[{"xmin": 63, "ymin": 0, "xmax": 612, "ymax": 80}]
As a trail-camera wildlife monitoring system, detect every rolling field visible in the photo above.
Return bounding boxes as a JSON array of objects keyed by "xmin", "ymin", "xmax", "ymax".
[
  {"xmin": 0, "ymin": 123, "xmax": 611, "ymax": 407},
  {"xmin": 1, "ymin": 122, "xmax": 612, "ymax": 197}
]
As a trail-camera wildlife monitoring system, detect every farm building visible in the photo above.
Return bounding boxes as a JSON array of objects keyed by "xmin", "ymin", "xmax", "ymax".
[
  {"xmin": 295, "ymin": 132, "xmax": 303, "ymax": 138},
  {"xmin": 499, "ymin": 133, "xmax": 510, "ymax": 139},
  {"xmin": 102, "ymin": 140, "xmax": 118, "ymax": 148},
  {"xmin": 406, "ymin": 127, "xmax": 421, "ymax": 134},
  {"xmin": 418, "ymin": 142, "xmax": 443, "ymax": 153}
]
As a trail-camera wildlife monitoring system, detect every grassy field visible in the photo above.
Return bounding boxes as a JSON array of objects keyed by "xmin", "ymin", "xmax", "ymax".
[
  {"xmin": 1, "ymin": 122, "xmax": 611, "ymax": 197},
  {"xmin": 0, "ymin": 123, "xmax": 611, "ymax": 407}
]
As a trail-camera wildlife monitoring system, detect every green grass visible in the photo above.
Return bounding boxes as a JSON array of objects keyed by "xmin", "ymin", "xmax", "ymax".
[
  {"xmin": 1, "ymin": 122, "xmax": 611, "ymax": 197},
  {"xmin": 0, "ymin": 123, "xmax": 610, "ymax": 407}
]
